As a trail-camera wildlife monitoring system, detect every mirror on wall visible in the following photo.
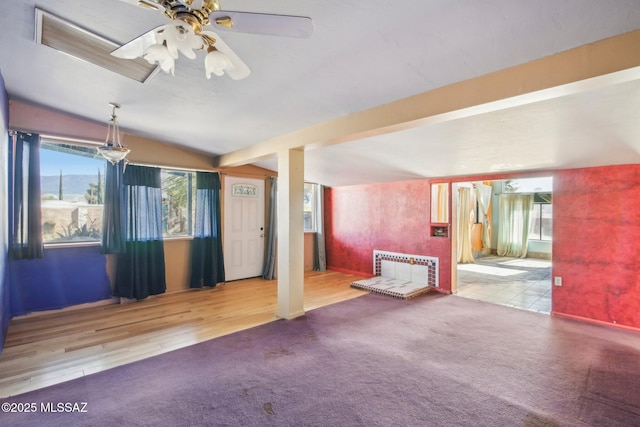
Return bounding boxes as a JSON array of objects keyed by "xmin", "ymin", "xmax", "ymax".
[{"xmin": 431, "ymin": 183, "xmax": 449, "ymax": 223}]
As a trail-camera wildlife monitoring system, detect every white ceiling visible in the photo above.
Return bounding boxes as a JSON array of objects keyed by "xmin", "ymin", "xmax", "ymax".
[{"xmin": 2, "ymin": 0, "xmax": 640, "ymax": 187}]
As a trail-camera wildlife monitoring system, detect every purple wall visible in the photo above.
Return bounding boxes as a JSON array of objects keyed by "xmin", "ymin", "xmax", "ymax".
[
  {"xmin": 0, "ymin": 71, "xmax": 10, "ymax": 354},
  {"xmin": 1, "ymin": 79, "xmax": 112, "ymax": 322},
  {"xmin": 9, "ymin": 245, "xmax": 111, "ymax": 316}
]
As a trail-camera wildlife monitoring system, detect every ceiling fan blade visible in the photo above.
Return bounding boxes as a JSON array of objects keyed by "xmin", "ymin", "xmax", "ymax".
[
  {"xmin": 111, "ymin": 25, "xmax": 165, "ymax": 59},
  {"xmin": 201, "ymin": 31, "xmax": 251, "ymax": 80},
  {"xmin": 209, "ymin": 11, "xmax": 314, "ymax": 38},
  {"xmin": 117, "ymin": 0, "xmax": 166, "ymax": 12}
]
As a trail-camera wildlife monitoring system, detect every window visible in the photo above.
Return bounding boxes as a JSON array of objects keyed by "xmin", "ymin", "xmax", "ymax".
[
  {"xmin": 503, "ymin": 177, "xmax": 552, "ymax": 194},
  {"xmin": 529, "ymin": 194, "xmax": 552, "ymax": 241},
  {"xmin": 304, "ymin": 182, "xmax": 317, "ymax": 231},
  {"xmin": 161, "ymin": 170, "xmax": 196, "ymax": 238},
  {"xmin": 40, "ymin": 142, "xmax": 198, "ymax": 244},
  {"xmin": 504, "ymin": 177, "xmax": 553, "ymax": 242},
  {"xmin": 40, "ymin": 142, "xmax": 105, "ymax": 244},
  {"xmin": 474, "ymin": 199, "xmax": 485, "ymax": 225}
]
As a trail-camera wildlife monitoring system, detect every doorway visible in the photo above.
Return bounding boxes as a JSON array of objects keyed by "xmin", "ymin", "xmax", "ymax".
[
  {"xmin": 223, "ymin": 176, "xmax": 266, "ymax": 281},
  {"xmin": 457, "ymin": 256, "xmax": 552, "ymax": 312},
  {"xmin": 452, "ymin": 178, "xmax": 553, "ymax": 313}
]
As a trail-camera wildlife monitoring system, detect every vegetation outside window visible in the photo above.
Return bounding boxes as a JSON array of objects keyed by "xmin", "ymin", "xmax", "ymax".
[{"xmin": 161, "ymin": 170, "xmax": 196, "ymax": 238}]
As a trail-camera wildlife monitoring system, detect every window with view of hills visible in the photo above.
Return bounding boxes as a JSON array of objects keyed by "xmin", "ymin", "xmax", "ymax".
[
  {"xmin": 40, "ymin": 142, "xmax": 198, "ymax": 244},
  {"xmin": 40, "ymin": 143, "xmax": 105, "ymax": 244}
]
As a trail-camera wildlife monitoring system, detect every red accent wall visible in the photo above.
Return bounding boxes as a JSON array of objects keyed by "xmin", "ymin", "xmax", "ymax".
[
  {"xmin": 325, "ymin": 164, "xmax": 640, "ymax": 330},
  {"xmin": 325, "ymin": 180, "xmax": 452, "ymax": 291},
  {"xmin": 552, "ymin": 164, "xmax": 640, "ymax": 328}
]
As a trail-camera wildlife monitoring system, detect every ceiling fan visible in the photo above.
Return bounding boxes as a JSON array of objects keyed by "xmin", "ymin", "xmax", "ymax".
[{"xmin": 111, "ymin": 0, "xmax": 314, "ymax": 80}]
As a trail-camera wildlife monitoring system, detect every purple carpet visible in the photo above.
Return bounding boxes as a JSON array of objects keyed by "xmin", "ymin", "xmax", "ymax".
[{"xmin": 2, "ymin": 293, "xmax": 640, "ymax": 426}]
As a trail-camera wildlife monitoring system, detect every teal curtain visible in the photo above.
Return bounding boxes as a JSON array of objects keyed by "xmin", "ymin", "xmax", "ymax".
[
  {"xmin": 9, "ymin": 132, "xmax": 43, "ymax": 260},
  {"xmin": 114, "ymin": 165, "xmax": 166, "ymax": 300},
  {"xmin": 101, "ymin": 161, "xmax": 126, "ymax": 254},
  {"xmin": 189, "ymin": 172, "xmax": 225, "ymax": 288},
  {"xmin": 313, "ymin": 184, "xmax": 326, "ymax": 272},
  {"xmin": 262, "ymin": 177, "xmax": 277, "ymax": 279}
]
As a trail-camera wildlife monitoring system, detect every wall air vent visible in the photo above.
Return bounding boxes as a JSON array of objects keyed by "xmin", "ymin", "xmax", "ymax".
[{"xmin": 35, "ymin": 8, "xmax": 158, "ymax": 83}]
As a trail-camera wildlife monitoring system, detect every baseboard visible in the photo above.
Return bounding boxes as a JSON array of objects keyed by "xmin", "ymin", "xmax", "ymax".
[
  {"xmin": 552, "ymin": 311, "xmax": 640, "ymax": 334},
  {"xmin": 488, "ymin": 249, "xmax": 552, "ymax": 260},
  {"xmin": 526, "ymin": 251, "xmax": 552, "ymax": 260},
  {"xmin": 327, "ymin": 266, "xmax": 374, "ymax": 278},
  {"xmin": 473, "ymin": 249, "xmax": 492, "ymax": 258},
  {"xmin": 276, "ymin": 309, "xmax": 306, "ymax": 320}
]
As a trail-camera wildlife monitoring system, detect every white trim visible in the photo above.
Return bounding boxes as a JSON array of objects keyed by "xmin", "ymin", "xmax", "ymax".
[{"xmin": 44, "ymin": 241, "xmax": 101, "ymax": 249}]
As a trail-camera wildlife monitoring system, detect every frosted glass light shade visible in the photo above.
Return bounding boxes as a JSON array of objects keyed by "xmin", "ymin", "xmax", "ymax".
[
  {"xmin": 143, "ymin": 43, "xmax": 175, "ymax": 75},
  {"xmin": 205, "ymin": 48, "xmax": 233, "ymax": 78},
  {"xmin": 160, "ymin": 24, "xmax": 202, "ymax": 59},
  {"xmin": 98, "ymin": 145, "xmax": 130, "ymax": 165},
  {"xmin": 99, "ymin": 103, "xmax": 129, "ymax": 165}
]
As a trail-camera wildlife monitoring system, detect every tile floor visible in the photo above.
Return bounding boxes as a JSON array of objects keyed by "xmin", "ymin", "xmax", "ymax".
[{"xmin": 456, "ymin": 255, "xmax": 552, "ymax": 314}]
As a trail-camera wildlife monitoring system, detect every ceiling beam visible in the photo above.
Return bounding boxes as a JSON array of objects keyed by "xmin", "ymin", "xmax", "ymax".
[{"xmin": 214, "ymin": 29, "xmax": 640, "ymax": 167}]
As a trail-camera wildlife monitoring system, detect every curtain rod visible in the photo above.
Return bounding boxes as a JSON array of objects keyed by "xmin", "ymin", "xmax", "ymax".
[
  {"xmin": 10, "ymin": 129, "xmax": 275, "ymax": 177},
  {"xmin": 218, "ymin": 171, "xmax": 272, "ymax": 178},
  {"xmin": 42, "ymin": 134, "xmax": 102, "ymax": 146},
  {"xmin": 10, "ymin": 129, "xmax": 103, "ymax": 147},
  {"xmin": 120, "ymin": 163, "xmax": 275, "ymax": 177},
  {"xmin": 126, "ymin": 160, "xmax": 215, "ymax": 173}
]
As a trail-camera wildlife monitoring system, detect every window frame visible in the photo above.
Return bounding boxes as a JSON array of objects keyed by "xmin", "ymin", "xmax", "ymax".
[
  {"xmin": 529, "ymin": 200, "xmax": 552, "ymax": 242},
  {"xmin": 161, "ymin": 169, "xmax": 196, "ymax": 239},
  {"xmin": 40, "ymin": 140, "xmax": 106, "ymax": 247}
]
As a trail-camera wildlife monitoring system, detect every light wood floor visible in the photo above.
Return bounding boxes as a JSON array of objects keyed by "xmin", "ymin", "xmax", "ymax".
[{"xmin": 0, "ymin": 270, "xmax": 367, "ymax": 399}]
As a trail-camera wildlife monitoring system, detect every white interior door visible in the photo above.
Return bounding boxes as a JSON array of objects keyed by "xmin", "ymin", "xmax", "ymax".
[{"xmin": 224, "ymin": 176, "xmax": 265, "ymax": 281}]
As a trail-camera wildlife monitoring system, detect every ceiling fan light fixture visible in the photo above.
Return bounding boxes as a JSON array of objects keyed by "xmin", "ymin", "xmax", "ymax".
[
  {"xmin": 160, "ymin": 23, "xmax": 201, "ymax": 59},
  {"xmin": 214, "ymin": 16, "xmax": 233, "ymax": 28},
  {"xmin": 112, "ymin": 0, "xmax": 312, "ymax": 81},
  {"xmin": 205, "ymin": 46, "xmax": 232, "ymax": 78},
  {"xmin": 183, "ymin": 0, "xmax": 208, "ymax": 10},
  {"xmin": 137, "ymin": 1, "xmax": 160, "ymax": 11},
  {"xmin": 98, "ymin": 103, "xmax": 130, "ymax": 165},
  {"xmin": 143, "ymin": 43, "xmax": 175, "ymax": 74}
]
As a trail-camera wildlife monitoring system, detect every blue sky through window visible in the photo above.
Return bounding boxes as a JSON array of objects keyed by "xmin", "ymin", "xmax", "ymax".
[{"xmin": 40, "ymin": 147, "xmax": 105, "ymax": 176}]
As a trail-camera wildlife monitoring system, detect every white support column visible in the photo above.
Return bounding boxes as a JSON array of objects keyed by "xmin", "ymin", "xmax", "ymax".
[{"xmin": 276, "ymin": 148, "xmax": 305, "ymax": 319}]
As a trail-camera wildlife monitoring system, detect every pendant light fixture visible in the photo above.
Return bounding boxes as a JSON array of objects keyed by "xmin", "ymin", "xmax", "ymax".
[{"xmin": 98, "ymin": 102, "xmax": 130, "ymax": 165}]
